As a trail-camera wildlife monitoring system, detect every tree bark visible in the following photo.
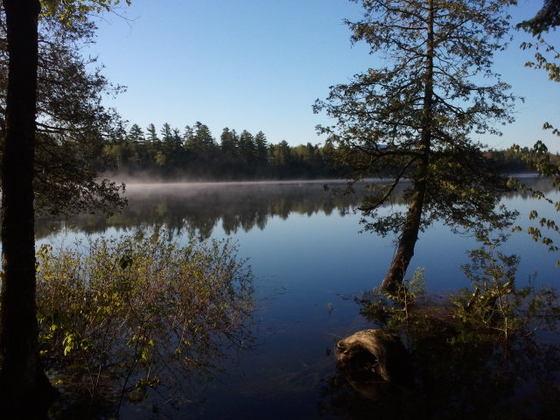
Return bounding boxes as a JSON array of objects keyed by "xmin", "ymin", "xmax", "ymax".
[
  {"xmin": 381, "ymin": 185, "xmax": 427, "ymax": 292},
  {"xmin": 0, "ymin": 0, "xmax": 55, "ymax": 413},
  {"xmin": 382, "ymin": 0, "xmax": 434, "ymax": 293}
]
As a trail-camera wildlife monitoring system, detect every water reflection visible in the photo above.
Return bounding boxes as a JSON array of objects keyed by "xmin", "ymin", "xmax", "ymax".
[
  {"xmin": 37, "ymin": 177, "xmax": 554, "ymax": 241},
  {"xmin": 321, "ymin": 233, "xmax": 560, "ymax": 420},
  {"xmin": 37, "ymin": 182, "xmax": 356, "ymax": 240},
  {"xmin": 35, "ymin": 177, "xmax": 560, "ymax": 418},
  {"xmin": 320, "ymin": 325, "xmax": 560, "ymax": 420}
]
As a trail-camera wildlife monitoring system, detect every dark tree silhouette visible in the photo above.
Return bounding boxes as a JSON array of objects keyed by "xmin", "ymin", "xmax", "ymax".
[
  {"xmin": 519, "ymin": 0, "xmax": 560, "ymax": 34},
  {"xmin": 315, "ymin": 0, "xmax": 517, "ymax": 292},
  {"xmin": 0, "ymin": 0, "xmax": 55, "ymax": 412}
]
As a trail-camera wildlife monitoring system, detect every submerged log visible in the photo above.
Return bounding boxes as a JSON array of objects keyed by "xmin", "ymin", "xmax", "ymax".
[{"xmin": 335, "ymin": 329, "xmax": 411, "ymax": 400}]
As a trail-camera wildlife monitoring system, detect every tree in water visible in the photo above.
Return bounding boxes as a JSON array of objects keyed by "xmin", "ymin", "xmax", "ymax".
[{"xmin": 315, "ymin": 0, "xmax": 517, "ymax": 292}]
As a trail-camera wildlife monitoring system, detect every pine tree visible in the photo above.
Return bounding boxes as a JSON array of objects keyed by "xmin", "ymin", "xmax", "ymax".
[
  {"xmin": 239, "ymin": 130, "xmax": 257, "ymax": 173},
  {"xmin": 186, "ymin": 122, "xmax": 215, "ymax": 154},
  {"xmin": 128, "ymin": 124, "xmax": 145, "ymax": 142},
  {"xmin": 255, "ymin": 130, "xmax": 269, "ymax": 167},
  {"xmin": 220, "ymin": 127, "xmax": 239, "ymax": 155},
  {"xmin": 147, "ymin": 123, "xmax": 159, "ymax": 143},
  {"xmin": 160, "ymin": 122, "xmax": 173, "ymax": 143},
  {"xmin": 315, "ymin": 0, "xmax": 517, "ymax": 291}
]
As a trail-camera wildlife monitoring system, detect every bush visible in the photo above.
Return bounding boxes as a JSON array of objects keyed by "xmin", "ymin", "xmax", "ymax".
[
  {"xmin": 357, "ymin": 237, "xmax": 560, "ymax": 419},
  {"xmin": 36, "ymin": 230, "xmax": 253, "ymax": 415}
]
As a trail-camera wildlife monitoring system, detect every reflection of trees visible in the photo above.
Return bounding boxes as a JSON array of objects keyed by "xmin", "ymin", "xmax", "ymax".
[
  {"xmin": 36, "ymin": 178, "xmax": 555, "ymax": 240},
  {"xmin": 36, "ymin": 183, "xmax": 361, "ymax": 239}
]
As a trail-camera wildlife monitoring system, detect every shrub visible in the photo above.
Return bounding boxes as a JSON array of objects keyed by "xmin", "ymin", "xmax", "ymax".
[{"xmin": 36, "ymin": 230, "xmax": 253, "ymax": 415}]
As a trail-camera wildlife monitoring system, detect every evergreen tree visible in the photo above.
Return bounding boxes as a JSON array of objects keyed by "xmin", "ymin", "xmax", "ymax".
[
  {"xmin": 147, "ymin": 123, "xmax": 159, "ymax": 143},
  {"xmin": 160, "ymin": 122, "xmax": 173, "ymax": 143},
  {"xmin": 220, "ymin": 127, "xmax": 239, "ymax": 155},
  {"xmin": 128, "ymin": 124, "xmax": 145, "ymax": 142},
  {"xmin": 255, "ymin": 130, "xmax": 269, "ymax": 167},
  {"xmin": 186, "ymin": 122, "xmax": 215, "ymax": 154},
  {"xmin": 239, "ymin": 130, "xmax": 257, "ymax": 175},
  {"xmin": 172, "ymin": 128, "xmax": 182, "ymax": 146},
  {"xmin": 220, "ymin": 127, "xmax": 240, "ymax": 176},
  {"xmin": 182, "ymin": 125, "xmax": 194, "ymax": 146},
  {"xmin": 315, "ymin": 0, "xmax": 517, "ymax": 291},
  {"xmin": 270, "ymin": 140, "xmax": 292, "ymax": 173}
]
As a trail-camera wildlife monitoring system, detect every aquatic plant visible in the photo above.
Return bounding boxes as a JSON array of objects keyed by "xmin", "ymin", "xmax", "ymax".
[{"xmin": 346, "ymin": 237, "xmax": 560, "ymax": 419}]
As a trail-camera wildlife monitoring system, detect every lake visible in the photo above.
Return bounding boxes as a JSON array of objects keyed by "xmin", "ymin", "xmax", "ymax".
[{"xmin": 38, "ymin": 178, "xmax": 560, "ymax": 418}]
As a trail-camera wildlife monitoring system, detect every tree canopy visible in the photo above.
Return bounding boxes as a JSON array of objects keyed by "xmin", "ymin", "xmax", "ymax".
[
  {"xmin": 315, "ymin": 0, "xmax": 518, "ymax": 290},
  {"xmin": 100, "ymin": 122, "xmax": 345, "ymax": 180},
  {"xmin": 0, "ymin": 1, "xmax": 127, "ymax": 215},
  {"xmin": 518, "ymin": 0, "xmax": 560, "ymax": 34}
]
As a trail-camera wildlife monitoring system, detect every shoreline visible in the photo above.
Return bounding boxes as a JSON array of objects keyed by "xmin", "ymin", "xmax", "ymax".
[{"xmin": 117, "ymin": 172, "xmax": 541, "ymax": 189}]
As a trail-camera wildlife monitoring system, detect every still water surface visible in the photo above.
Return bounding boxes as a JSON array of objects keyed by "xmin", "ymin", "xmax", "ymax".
[{"xmin": 38, "ymin": 178, "xmax": 560, "ymax": 418}]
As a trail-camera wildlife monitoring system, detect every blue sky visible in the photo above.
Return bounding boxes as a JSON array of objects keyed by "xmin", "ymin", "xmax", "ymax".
[{"xmin": 90, "ymin": 0, "xmax": 560, "ymax": 150}]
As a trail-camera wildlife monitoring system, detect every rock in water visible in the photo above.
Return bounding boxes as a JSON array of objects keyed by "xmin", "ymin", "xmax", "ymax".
[{"xmin": 335, "ymin": 329, "xmax": 411, "ymax": 400}]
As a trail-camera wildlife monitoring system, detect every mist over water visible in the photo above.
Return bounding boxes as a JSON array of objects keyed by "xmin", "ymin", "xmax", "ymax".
[{"xmin": 37, "ymin": 177, "xmax": 560, "ymax": 418}]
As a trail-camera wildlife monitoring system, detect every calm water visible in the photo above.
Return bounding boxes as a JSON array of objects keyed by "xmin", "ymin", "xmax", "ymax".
[{"xmin": 38, "ymin": 178, "xmax": 560, "ymax": 418}]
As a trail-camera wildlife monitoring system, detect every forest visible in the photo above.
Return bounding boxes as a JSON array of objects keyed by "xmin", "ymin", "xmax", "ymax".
[
  {"xmin": 102, "ymin": 123, "xmax": 343, "ymax": 179},
  {"xmin": 101, "ymin": 122, "xmax": 543, "ymax": 180}
]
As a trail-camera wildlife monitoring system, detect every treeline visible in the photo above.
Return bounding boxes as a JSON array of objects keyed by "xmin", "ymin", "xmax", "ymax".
[
  {"xmin": 100, "ymin": 122, "xmax": 553, "ymax": 180},
  {"xmin": 101, "ymin": 122, "xmax": 344, "ymax": 180},
  {"xmin": 484, "ymin": 148, "xmax": 559, "ymax": 174}
]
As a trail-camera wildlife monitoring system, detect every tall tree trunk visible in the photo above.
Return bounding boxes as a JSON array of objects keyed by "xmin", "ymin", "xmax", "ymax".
[
  {"xmin": 0, "ymin": 0, "xmax": 54, "ymax": 413},
  {"xmin": 381, "ymin": 0, "xmax": 435, "ymax": 293}
]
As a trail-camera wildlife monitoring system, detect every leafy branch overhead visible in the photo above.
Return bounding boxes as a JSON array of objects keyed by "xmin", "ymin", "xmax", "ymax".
[
  {"xmin": 0, "ymin": 1, "xmax": 130, "ymax": 215},
  {"xmin": 41, "ymin": 0, "xmax": 131, "ymax": 27}
]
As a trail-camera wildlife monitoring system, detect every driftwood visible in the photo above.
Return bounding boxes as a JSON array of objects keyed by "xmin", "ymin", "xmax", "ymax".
[{"xmin": 335, "ymin": 329, "xmax": 411, "ymax": 400}]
